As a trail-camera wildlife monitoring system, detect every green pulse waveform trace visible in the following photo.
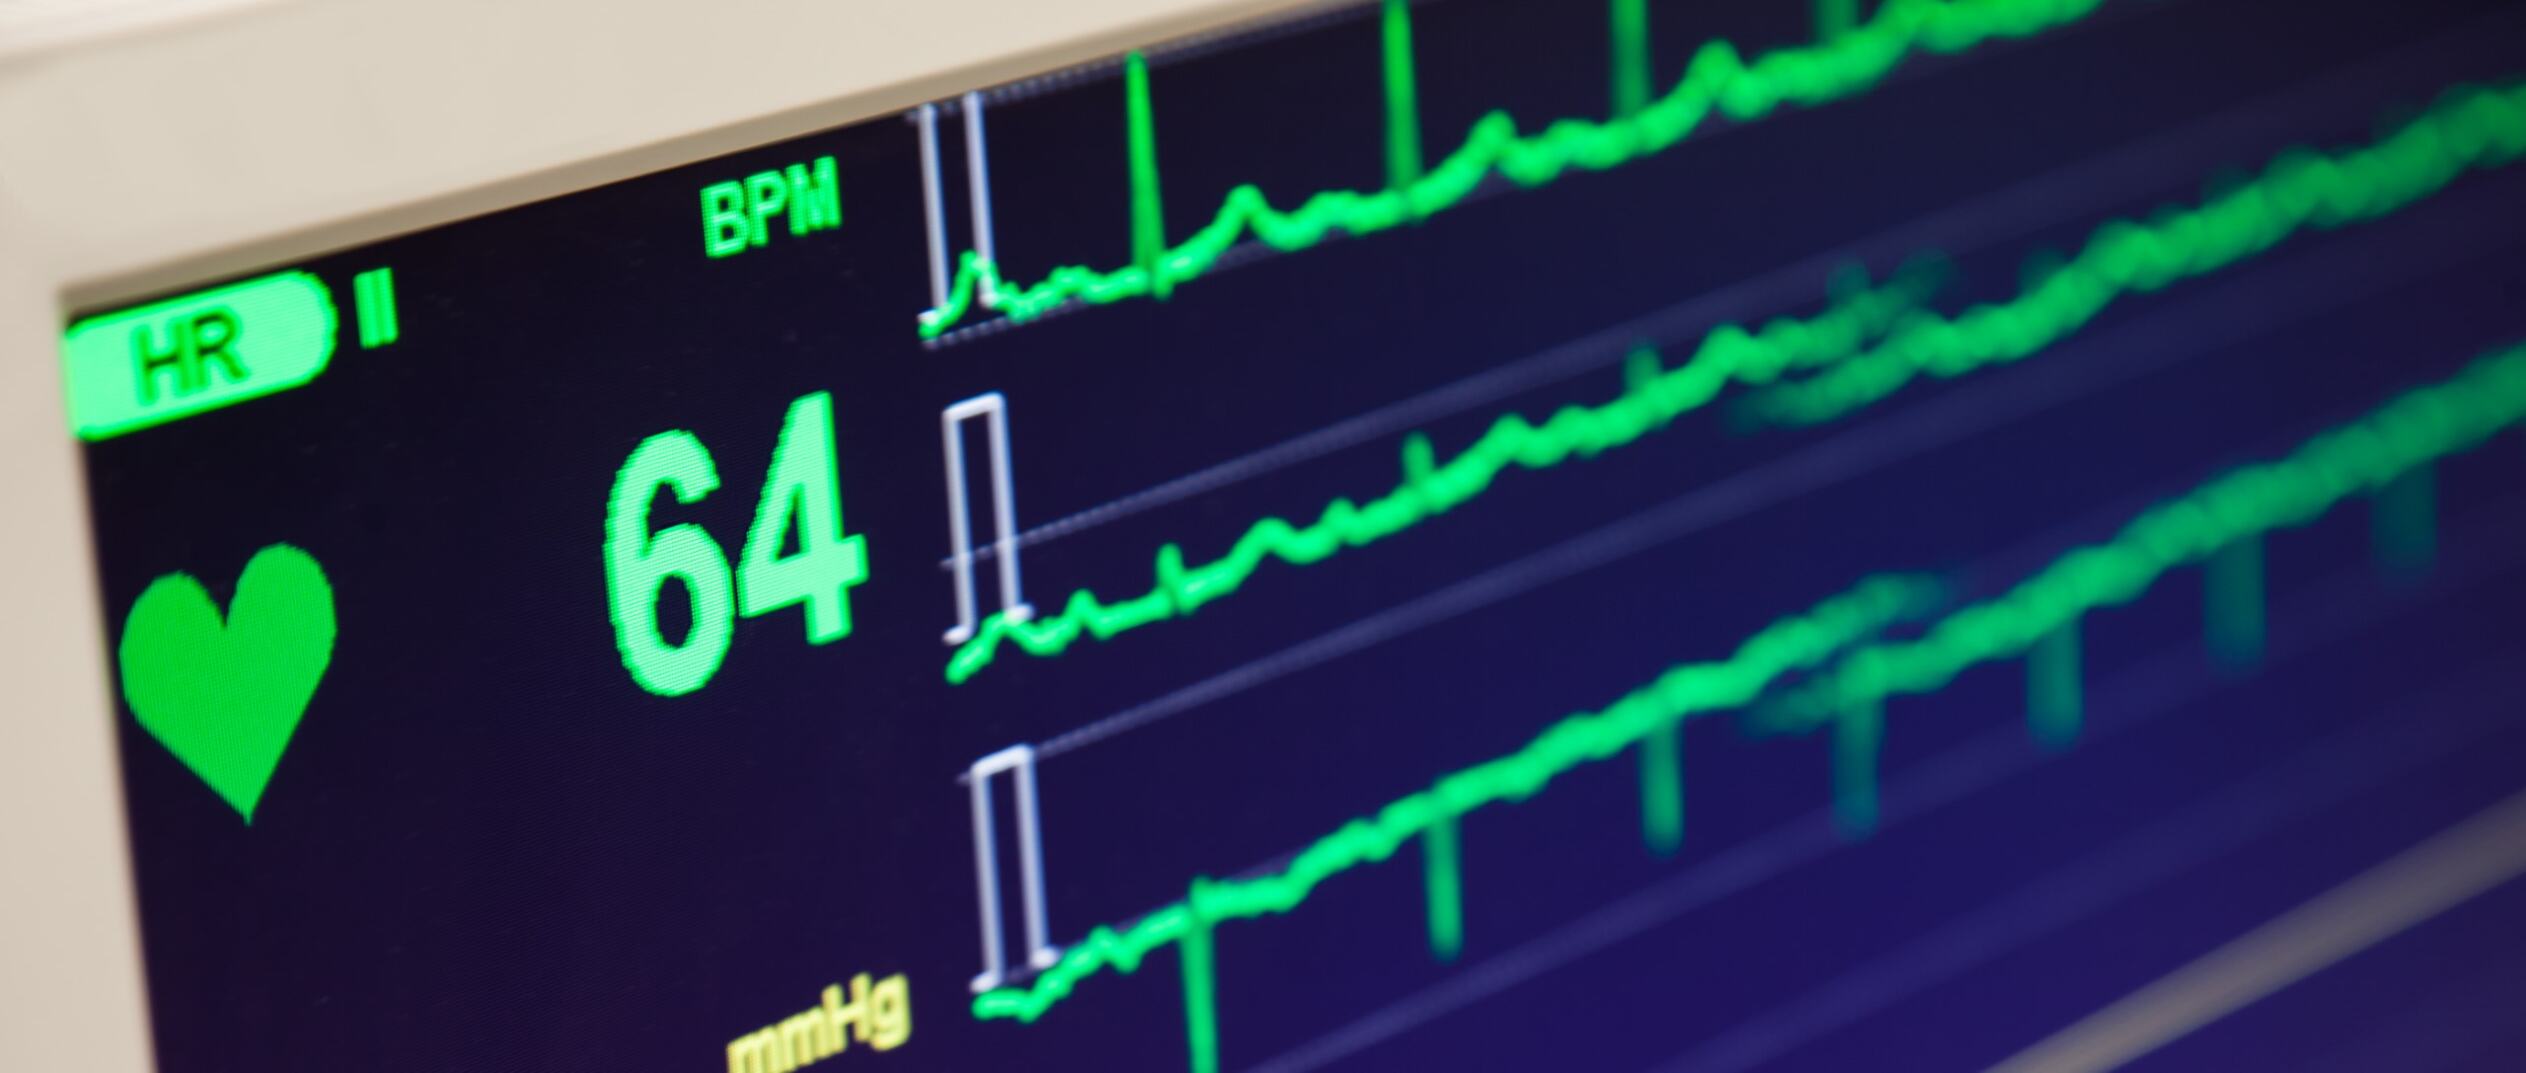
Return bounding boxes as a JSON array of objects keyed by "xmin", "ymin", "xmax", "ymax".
[
  {"xmin": 914, "ymin": 0, "xmax": 2112, "ymax": 339},
  {"xmin": 1741, "ymin": 82, "xmax": 2526, "ymax": 427},
  {"xmin": 972, "ymin": 339, "xmax": 2526, "ymax": 1073},
  {"xmin": 972, "ymin": 574, "xmax": 1951, "ymax": 1045},
  {"xmin": 940, "ymin": 81, "xmax": 2526, "ymax": 686},
  {"xmin": 1753, "ymin": 341, "xmax": 2526, "ymax": 797},
  {"xmin": 942, "ymin": 262, "xmax": 1946, "ymax": 684}
]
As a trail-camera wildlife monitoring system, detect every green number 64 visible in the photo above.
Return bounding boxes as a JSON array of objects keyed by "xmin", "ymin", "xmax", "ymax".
[{"xmin": 604, "ymin": 391, "xmax": 870, "ymax": 696}]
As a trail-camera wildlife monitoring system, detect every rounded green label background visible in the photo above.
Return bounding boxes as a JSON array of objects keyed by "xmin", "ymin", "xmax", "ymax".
[{"xmin": 62, "ymin": 271, "xmax": 337, "ymax": 441}]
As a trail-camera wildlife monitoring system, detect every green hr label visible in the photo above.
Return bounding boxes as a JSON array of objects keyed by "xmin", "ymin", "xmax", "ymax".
[
  {"xmin": 61, "ymin": 271, "xmax": 337, "ymax": 440},
  {"xmin": 603, "ymin": 391, "xmax": 870, "ymax": 696},
  {"xmin": 700, "ymin": 155, "xmax": 842, "ymax": 258},
  {"xmin": 133, "ymin": 307, "xmax": 246, "ymax": 402}
]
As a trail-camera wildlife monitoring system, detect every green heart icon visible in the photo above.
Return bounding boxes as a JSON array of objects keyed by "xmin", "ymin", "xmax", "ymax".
[{"xmin": 118, "ymin": 544, "xmax": 336, "ymax": 823}]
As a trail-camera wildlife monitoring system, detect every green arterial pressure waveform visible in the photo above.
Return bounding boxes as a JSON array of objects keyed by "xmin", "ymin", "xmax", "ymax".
[
  {"xmin": 915, "ymin": 0, "xmax": 2111, "ymax": 339},
  {"xmin": 973, "ymin": 340, "xmax": 2526, "ymax": 1073},
  {"xmin": 942, "ymin": 81, "xmax": 2526, "ymax": 685}
]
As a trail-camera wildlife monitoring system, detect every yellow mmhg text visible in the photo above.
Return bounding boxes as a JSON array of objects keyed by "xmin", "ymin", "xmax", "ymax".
[{"xmin": 726, "ymin": 972, "xmax": 911, "ymax": 1073}]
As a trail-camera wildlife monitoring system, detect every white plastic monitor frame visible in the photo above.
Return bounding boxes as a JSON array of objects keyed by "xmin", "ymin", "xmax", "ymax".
[{"xmin": 0, "ymin": 0, "xmax": 1312, "ymax": 1066}]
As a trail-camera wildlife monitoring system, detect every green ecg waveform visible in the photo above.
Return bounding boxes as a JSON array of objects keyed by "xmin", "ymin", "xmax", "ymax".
[
  {"xmin": 974, "ymin": 574, "xmax": 1952, "ymax": 1019},
  {"xmin": 974, "ymin": 339, "xmax": 2526, "ymax": 1073},
  {"xmin": 915, "ymin": 0, "xmax": 2112, "ymax": 339},
  {"xmin": 1743, "ymin": 82, "xmax": 2526, "ymax": 426},
  {"xmin": 942, "ymin": 81, "xmax": 2526, "ymax": 686},
  {"xmin": 943, "ymin": 260, "xmax": 1948, "ymax": 684},
  {"xmin": 1765, "ymin": 345, "xmax": 2526, "ymax": 732}
]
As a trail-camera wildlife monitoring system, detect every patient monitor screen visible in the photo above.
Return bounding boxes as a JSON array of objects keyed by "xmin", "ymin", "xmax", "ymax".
[{"xmin": 61, "ymin": 0, "xmax": 2526, "ymax": 1069}]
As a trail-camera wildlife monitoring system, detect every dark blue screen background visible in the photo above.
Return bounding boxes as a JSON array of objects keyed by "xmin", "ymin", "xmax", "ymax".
[{"xmin": 75, "ymin": 0, "xmax": 2526, "ymax": 1069}]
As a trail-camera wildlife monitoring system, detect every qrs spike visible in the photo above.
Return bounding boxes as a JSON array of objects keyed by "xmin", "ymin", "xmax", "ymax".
[
  {"xmin": 915, "ymin": 0, "xmax": 2115, "ymax": 340},
  {"xmin": 971, "ymin": 338, "xmax": 2526, "ymax": 1073},
  {"xmin": 943, "ymin": 81, "xmax": 2526, "ymax": 686}
]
